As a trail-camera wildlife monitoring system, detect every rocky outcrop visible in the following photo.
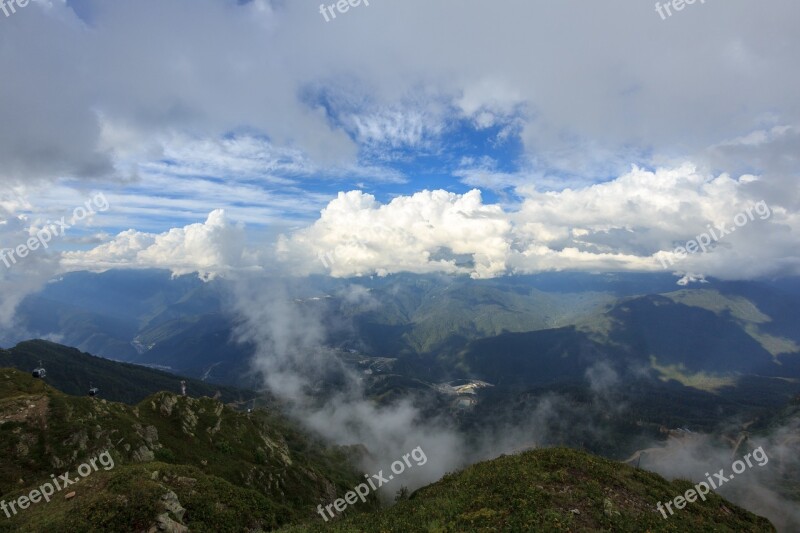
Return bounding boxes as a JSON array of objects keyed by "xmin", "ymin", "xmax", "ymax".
[
  {"xmin": 132, "ymin": 445, "xmax": 155, "ymax": 463},
  {"xmin": 161, "ymin": 490, "xmax": 186, "ymax": 521},
  {"xmin": 153, "ymin": 512, "xmax": 188, "ymax": 533}
]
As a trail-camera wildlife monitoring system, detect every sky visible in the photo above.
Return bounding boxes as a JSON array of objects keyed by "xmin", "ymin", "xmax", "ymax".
[
  {"xmin": 1, "ymin": 0, "xmax": 799, "ymax": 310},
  {"xmin": 2, "ymin": 3, "xmax": 798, "ymax": 520}
]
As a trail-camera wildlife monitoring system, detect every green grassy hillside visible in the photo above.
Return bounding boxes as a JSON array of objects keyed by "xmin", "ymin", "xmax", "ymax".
[
  {"xmin": 0, "ymin": 367, "xmax": 781, "ymax": 531},
  {"xmin": 0, "ymin": 368, "xmax": 372, "ymax": 531},
  {"xmin": 286, "ymin": 448, "xmax": 774, "ymax": 532}
]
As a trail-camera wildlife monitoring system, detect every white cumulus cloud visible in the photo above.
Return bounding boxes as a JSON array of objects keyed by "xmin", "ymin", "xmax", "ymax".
[
  {"xmin": 277, "ymin": 189, "xmax": 511, "ymax": 279},
  {"xmin": 276, "ymin": 165, "xmax": 800, "ymax": 280},
  {"xmin": 62, "ymin": 209, "xmax": 258, "ymax": 280}
]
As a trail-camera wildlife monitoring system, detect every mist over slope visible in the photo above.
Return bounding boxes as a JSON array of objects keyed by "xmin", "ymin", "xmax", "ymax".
[
  {"xmin": 0, "ymin": 365, "xmax": 783, "ymax": 532},
  {"xmin": 3, "ymin": 270, "xmax": 799, "ymax": 529},
  {"xmin": 2, "ymin": 0, "xmax": 799, "ymax": 530},
  {"xmin": 7, "ymin": 271, "xmax": 799, "ymax": 382}
]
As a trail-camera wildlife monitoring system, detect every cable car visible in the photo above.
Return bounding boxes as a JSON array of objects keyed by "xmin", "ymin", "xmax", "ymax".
[
  {"xmin": 88, "ymin": 386, "xmax": 100, "ymax": 397},
  {"xmin": 32, "ymin": 361, "xmax": 46, "ymax": 379}
]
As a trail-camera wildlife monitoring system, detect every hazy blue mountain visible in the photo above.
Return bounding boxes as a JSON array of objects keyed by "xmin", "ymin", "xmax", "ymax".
[{"xmin": 7, "ymin": 271, "xmax": 800, "ymax": 393}]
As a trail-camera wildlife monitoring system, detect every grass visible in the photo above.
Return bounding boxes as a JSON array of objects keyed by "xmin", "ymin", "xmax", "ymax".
[{"xmin": 284, "ymin": 448, "xmax": 774, "ymax": 532}]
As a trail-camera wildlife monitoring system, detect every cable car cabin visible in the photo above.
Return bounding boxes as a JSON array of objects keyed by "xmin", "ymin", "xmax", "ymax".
[
  {"xmin": 88, "ymin": 387, "xmax": 100, "ymax": 397},
  {"xmin": 32, "ymin": 367, "xmax": 46, "ymax": 378}
]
